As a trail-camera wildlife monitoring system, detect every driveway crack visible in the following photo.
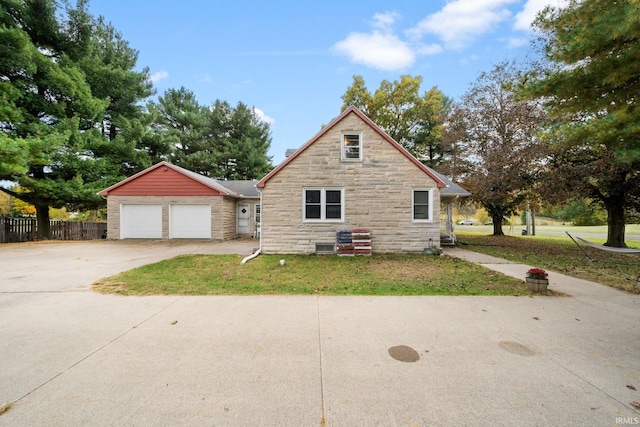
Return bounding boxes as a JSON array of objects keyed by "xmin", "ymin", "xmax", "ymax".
[
  {"xmin": 316, "ymin": 296, "xmax": 326, "ymax": 426},
  {"xmin": 12, "ymin": 297, "xmax": 184, "ymax": 404}
]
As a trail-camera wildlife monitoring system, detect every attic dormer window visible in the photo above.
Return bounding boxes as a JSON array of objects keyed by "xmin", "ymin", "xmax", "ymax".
[{"xmin": 341, "ymin": 132, "xmax": 362, "ymax": 162}]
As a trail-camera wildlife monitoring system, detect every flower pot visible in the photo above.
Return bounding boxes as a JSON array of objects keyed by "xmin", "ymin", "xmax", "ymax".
[{"xmin": 526, "ymin": 277, "xmax": 548, "ymax": 293}]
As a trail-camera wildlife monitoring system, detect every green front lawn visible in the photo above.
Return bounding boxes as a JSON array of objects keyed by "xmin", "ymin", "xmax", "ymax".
[{"xmin": 93, "ymin": 253, "xmax": 528, "ymax": 296}]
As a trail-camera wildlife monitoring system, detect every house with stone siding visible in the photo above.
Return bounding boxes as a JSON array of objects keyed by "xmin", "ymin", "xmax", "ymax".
[{"xmin": 256, "ymin": 106, "xmax": 466, "ymax": 254}]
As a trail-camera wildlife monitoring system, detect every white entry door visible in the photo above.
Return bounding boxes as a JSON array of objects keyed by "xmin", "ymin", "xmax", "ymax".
[{"xmin": 237, "ymin": 204, "xmax": 250, "ymax": 235}]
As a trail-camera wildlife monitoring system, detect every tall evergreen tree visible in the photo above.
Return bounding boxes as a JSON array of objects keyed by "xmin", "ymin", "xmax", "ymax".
[
  {"xmin": 148, "ymin": 87, "xmax": 213, "ymax": 174},
  {"xmin": 521, "ymin": 0, "xmax": 640, "ymax": 247},
  {"xmin": 149, "ymin": 89, "xmax": 272, "ymax": 179},
  {"xmin": 0, "ymin": 0, "xmax": 152, "ymax": 238},
  {"xmin": 0, "ymin": 0, "xmax": 105, "ymax": 237},
  {"xmin": 213, "ymin": 101, "xmax": 273, "ymax": 180},
  {"xmin": 78, "ymin": 15, "xmax": 156, "ymax": 176}
]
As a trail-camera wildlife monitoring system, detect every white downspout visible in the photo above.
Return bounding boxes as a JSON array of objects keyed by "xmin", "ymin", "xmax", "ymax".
[
  {"xmin": 241, "ymin": 187, "xmax": 262, "ymax": 264},
  {"xmin": 240, "ymin": 248, "xmax": 260, "ymax": 264}
]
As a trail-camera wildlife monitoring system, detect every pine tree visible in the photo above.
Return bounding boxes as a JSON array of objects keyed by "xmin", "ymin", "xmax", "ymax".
[
  {"xmin": 521, "ymin": 0, "xmax": 640, "ymax": 247},
  {"xmin": 0, "ymin": 0, "xmax": 152, "ymax": 238},
  {"xmin": 149, "ymin": 91, "xmax": 273, "ymax": 179}
]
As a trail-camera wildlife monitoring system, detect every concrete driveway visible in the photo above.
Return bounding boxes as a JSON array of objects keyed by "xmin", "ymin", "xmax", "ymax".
[
  {"xmin": 0, "ymin": 239, "xmax": 258, "ymax": 293},
  {"xmin": 1, "ymin": 241, "xmax": 639, "ymax": 426}
]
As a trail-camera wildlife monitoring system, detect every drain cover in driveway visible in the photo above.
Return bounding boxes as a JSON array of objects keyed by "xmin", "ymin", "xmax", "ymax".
[{"xmin": 388, "ymin": 345, "xmax": 420, "ymax": 362}]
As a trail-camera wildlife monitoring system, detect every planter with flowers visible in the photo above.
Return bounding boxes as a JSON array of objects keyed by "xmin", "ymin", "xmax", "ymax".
[{"xmin": 526, "ymin": 267, "xmax": 549, "ymax": 293}]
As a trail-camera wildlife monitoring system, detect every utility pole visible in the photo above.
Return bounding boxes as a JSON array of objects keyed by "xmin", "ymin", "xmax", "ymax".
[{"xmin": 531, "ymin": 208, "xmax": 536, "ymax": 236}]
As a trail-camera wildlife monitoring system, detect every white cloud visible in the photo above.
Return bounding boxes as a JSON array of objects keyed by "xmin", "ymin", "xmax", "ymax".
[
  {"xmin": 253, "ymin": 108, "xmax": 275, "ymax": 125},
  {"xmin": 514, "ymin": 0, "xmax": 546, "ymax": 30},
  {"xmin": 334, "ymin": 11, "xmax": 418, "ymax": 71},
  {"xmin": 371, "ymin": 11, "xmax": 400, "ymax": 30},
  {"xmin": 514, "ymin": 0, "xmax": 569, "ymax": 31},
  {"xmin": 507, "ymin": 37, "xmax": 529, "ymax": 48},
  {"xmin": 333, "ymin": 2, "xmax": 572, "ymax": 71},
  {"xmin": 334, "ymin": 31, "xmax": 415, "ymax": 71},
  {"xmin": 150, "ymin": 70, "xmax": 169, "ymax": 83},
  {"xmin": 408, "ymin": 0, "xmax": 517, "ymax": 49},
  {"xmin": 416, "ymin": 43, "xmax": 444, "ymax": 55}
]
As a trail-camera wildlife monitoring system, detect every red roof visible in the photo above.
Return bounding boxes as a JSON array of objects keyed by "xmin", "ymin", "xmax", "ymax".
[
  {"xmin": 98, "ymin": 162, "xmax": 236, "ymax": 196},
  {"xmin": 257, "ymin": 106, "xmax": 446, "ymax": 189}
]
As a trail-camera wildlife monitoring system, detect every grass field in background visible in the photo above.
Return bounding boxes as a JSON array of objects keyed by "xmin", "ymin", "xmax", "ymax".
[{"xmin": 459, "ymin": 222, "xmax": 640, "ymax": 238}]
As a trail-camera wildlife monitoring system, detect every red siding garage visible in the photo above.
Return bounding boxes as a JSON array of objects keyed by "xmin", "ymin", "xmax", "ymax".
[{"xmin": 99, "ymin": 162, "xmax": 242, "ymax": 240}]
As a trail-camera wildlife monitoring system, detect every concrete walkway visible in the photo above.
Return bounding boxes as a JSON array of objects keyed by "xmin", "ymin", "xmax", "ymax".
[
  {"xmin": 444, "ymin": 247, "xmax": 638, "ymax": 301},
  {"xmin": 1, "ymin": 242, "xmax": 639, "ymax": 426}
]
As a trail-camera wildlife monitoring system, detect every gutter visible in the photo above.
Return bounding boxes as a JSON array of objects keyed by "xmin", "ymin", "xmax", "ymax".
[{"xmin": 241, "ymin": 186, "xmax": 263, "ymax": 264}]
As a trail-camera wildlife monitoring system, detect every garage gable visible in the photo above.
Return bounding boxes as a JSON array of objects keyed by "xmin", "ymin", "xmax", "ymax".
[{"xmin": 99, "ymin": 162, "xmax": 234, "ymax": 197}]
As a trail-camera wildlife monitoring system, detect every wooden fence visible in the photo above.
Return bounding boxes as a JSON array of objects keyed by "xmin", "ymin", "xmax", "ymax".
[{"xmin": 0, "ymin": 217, "xmax": 107, "ymax": 243}]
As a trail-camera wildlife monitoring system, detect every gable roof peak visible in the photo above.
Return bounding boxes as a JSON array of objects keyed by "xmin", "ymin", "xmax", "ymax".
[{"xmin": 257, "ymin": 106, "xmax": 446, "ymax": 189}]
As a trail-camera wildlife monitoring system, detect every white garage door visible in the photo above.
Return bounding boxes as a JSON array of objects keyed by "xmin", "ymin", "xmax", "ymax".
[
  {"xmin": 121, "ymin": 204, "xmax": 162, "ymax": 239},
  {"xmin": 170, "ymin": 204, "xmax": 211, "ymax": 239}
]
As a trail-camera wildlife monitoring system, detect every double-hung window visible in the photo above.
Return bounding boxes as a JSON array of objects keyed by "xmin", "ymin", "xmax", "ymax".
[
  {"xmin": 412, "ymin": 189, "xmax": 433, "ymax": 222},
  {"xmin": 304, "ymin": 188, "xmax": 344, "ymax": 221},
  {"xmin": 341, "ymin": 132, "xmax": 362, "ymax": 162}
]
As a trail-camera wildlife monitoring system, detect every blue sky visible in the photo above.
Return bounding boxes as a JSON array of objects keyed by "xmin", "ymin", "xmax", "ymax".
[{"xmin": 88, "ymin": 0, "xmax": 561, "ymax": 165}]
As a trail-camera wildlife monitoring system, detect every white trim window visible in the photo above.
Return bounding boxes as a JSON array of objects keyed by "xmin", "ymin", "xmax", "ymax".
[
  {"xmin": 412, "ymin": 189, "xmax": 433, "ymax": 222},
  {"xmin": 341, "ymin": 131, "xmax": 362, "ymax": 162},
  {"xmin": 304, "ymin": 188, "xmax": 344, "ymax": 222}
]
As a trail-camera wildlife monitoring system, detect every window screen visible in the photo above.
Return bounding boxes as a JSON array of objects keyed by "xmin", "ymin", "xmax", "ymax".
[
  {"xmin": 342, "ymin": 133, "xmax": 361, "ymax": 161},
  {"xmin": 413, "ymin": 190, "xmax": 430, "ymax": 220}
]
